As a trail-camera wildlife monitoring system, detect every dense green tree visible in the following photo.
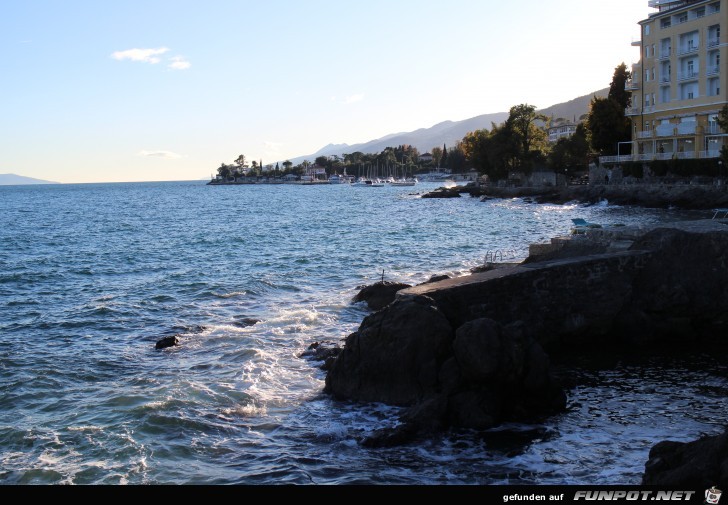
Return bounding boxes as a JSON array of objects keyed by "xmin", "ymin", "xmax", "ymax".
[
  {"xmin": 586, "ymin": 96, "xmax": 630, "ymax": 156},
  {"xmin": 315, "ymin": 155, "xmax": 329, "ymax": 168},
  {"xmin": 217, "ymin": 163, "xmax": 232, "ymax": 179},
  {"xmin": 548, "ymin": 123, "xmax": 590, "ymax": 172},
  {"xmin": 507, "ymin": 104, "xmax": 548, "ymax": 170},
  {"xmin": 446, "ymin": 143, "xmax": 467, "ymax": 172},
  {"xmin": 282, "ymin": 160, "xmax": 293, "ymax": 172},
  {"xmin": 586, "ymin": 64, "xmax": 632, "ymax": 156},
  {"xmin": 235, "ymin": 154, "xmax": 246, "ymax": 168},
  {"xmin": 609, "ymin": 62, "xmax": 632, "ymax": 109},
  {"xmin": 441, "ymin": 144, "xmax": 448, "ymax": 168},
  {"xmin": 431, "ymin": 146, "xmax": 443, "ymax": 167}
]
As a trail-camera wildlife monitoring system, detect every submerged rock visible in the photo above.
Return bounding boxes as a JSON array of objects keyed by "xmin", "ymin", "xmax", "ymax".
[
  {"xmin": 352, "ymin": 281, "xmax": 411, "ymax": 311},
  {"xmin": 642, "ymin": 429, "xmax": 728, "ymax": 487},
  {"xmin": 233, "ymin": 318, "xmax": 261, "ymax": 328},
  {"xmin": 299, "ymin": 341, "xmax": 342, "ymax": 370},
  {"xmin": 155, "ymin": 335, "xmax": 179, "ymax": 350}
]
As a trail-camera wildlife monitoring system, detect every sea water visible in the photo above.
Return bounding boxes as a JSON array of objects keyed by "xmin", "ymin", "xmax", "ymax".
[{"xmin": 0, "ymin": 180, "xmax": 725, "ymax": 484}]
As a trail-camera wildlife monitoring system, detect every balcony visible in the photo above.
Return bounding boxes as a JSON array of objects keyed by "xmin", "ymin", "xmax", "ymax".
[
  {"xmin": 598, "ymin": 155, "xmax": 634, "ymax": 165},
  {"xmin": 644, "ymin": 105, "xmax": 656, "ymax": 113},
  {"xmin": 657, "ymin": 125, "xmax": 676, "ymax": 136},
  {"xmin": 637, "ymin": 130, "xmax": 654, "ymax": 139},
  {"xmin": 625, "ymin": 79, "xmax": 641, "ymax": 90},
  {"xmin": 676, "ymin": 151, "xmax": 696, "ymax": 159},
  {"xmin": 699, "ymin": 150, "xmax": 721, "ymax": 158},
  {"xmin": 677, "ymin": 123, "xmax": 696, "ymax": 135},
  {"xmin": 706, "ymin": 124, "xmax": 723, "ymax": 134},
  {"xmin": 677, "ymin": 44, "xmax": 699, "ymax": 55},
  {"xmin": 660, "ymin": 74, "xmax": 671, "ymax": 83},
  {"xmin": 658, "ymin": 49, "xmax": 672, "ymax": 60},
  {"xmin": 678, "ymin": 70, "xmax": 699, "ymax": 81},
  {"xmin": 625, "ymin": 107, "xmax": 642, "ymax": 116},
  {"xmin": 707, "ymin": 65, "xmax": 720, "ymax": 76},
  {"xmin": 655, "ymin": 152, "xmax": 675, "ymax": 160},
  {"xmin": 708, "ymin": 38, "xmax": 720, "ymax": 48}
]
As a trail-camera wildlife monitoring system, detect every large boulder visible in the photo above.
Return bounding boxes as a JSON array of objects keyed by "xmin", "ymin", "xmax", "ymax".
[
  {"xmin": 352, "ymin": 281, "xmax": 412, "ymax": 311},
  {"xmin": 448, "ymin": 319, "xmax": 566, "ymax": 428},
  {"xmin": 642, "ymin": 429, "xmax": 728, "ymax": 487},
  {"xmin": 325, "ymin": 295, "xmax": 454, "ymax": 405}
]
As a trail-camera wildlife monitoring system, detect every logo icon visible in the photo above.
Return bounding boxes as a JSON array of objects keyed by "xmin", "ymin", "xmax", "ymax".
[{"xmin": 706, "ymin": 487, "xmax": 722, "ymax": 505}]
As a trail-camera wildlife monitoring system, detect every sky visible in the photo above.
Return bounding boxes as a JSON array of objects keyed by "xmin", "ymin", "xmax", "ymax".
[{"xmin": 0, "ymin": 0, "xmax": 649, "ymax": 183}]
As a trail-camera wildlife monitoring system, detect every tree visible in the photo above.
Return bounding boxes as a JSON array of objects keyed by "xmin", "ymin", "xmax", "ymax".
[
  {"xmin": 548, "ymin": 123, "xmax": 590, "ymax": 172},
  {"xmin": 315, "ymin": 156, "xmax": 329, "ymax": 168},
  {"xmin": 447, "ymin": 143, "xmax": 467, "ymax": 172},
  {"xmin": 441, "ymin": 144, "xmax": 448, "ymax": 168},
  {"xmin": 507, "ymin": 104, "xmax": 548, "ymax": 169},
  {"xmin": 282, "ymin": 160, "xmax": 293, "ymax": 172},
  {"xmin": 235, "ymin": 154, "xmax": 246, "ymax": 168},
  {"xmin": 432, "ymin": 146, "xmax": 443, "ymax": 167},
  {"xmin": 609, "ymin": 62, "xmax": 632, "ymax": 110},
  {"xmin": 586, "ymin": 64, "xmax": 632, "ymax": 156},
  {"xmin": 586, "ymin": 96, "xmax": 630, "ymax": 156},
  {"xmin": 217, "ymin": 163, "xmax": 232, "ymax": 179},
  {"xmin": 718, "ymin": 105, "xmax": 728, "ymax": 170}
]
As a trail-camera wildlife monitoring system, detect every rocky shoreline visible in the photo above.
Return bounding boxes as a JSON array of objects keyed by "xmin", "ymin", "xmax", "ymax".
[
  {"xmin": 424, "ymin": 182, "xmax": 728, "ymax": 210},
  {"xmin": 324, "ymin": 217, "xmax": 728, "ymax": 483}
]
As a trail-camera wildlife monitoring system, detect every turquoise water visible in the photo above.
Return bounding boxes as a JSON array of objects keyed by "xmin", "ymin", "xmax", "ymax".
[{"xmin": 0, "ymin": 180, "xmax": 725, "ymax": 484}]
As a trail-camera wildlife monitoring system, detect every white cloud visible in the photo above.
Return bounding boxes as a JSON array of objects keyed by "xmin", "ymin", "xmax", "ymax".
[
  {"xmin": 168, "ymin": 56, "xmax": 191, "ymax": 70},
  {"xmin": 137, "ymin": 150, "xmax": 185, "ymax": 160},
  {"xmin": 343, "ymin": 93, "xmax": 364, "ymax": 104},
  {"xmin": 111, "ymin": 47, "xmax": 170, "ymax": 64}
]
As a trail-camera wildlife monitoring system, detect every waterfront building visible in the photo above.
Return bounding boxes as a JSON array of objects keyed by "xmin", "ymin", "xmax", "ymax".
[{"xmin": 603, "ymin": 0, "xmax": 728, "ymax": 164}]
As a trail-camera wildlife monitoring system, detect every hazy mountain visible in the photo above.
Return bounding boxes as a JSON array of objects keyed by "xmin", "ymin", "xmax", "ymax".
[
  {"xmin": 284, "ymin": 88, "xmax": 610, "ymax": 166},
  {"xmin": 0, "ymin": 173, "xmax": 60, "ymax": 185},
  {"xmin": 540, "ymin": 88, "xmax": 609, "ymax": 123}
]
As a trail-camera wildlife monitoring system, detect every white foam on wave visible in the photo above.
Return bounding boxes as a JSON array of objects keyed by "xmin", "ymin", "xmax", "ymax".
[{"xmin": 221, "ymin": 403, "xmax": 268, "ymax": 418}]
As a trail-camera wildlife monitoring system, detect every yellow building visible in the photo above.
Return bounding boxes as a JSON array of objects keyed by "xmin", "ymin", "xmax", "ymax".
[{"xmin": 603, "ymin": 0, "xmax": 727, "ymax": 165}]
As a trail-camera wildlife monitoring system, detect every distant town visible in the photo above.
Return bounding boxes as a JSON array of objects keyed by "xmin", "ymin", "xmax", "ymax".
[{"xmin": 213, "ymin": 0, "xmax": 728, "ymax": 189}]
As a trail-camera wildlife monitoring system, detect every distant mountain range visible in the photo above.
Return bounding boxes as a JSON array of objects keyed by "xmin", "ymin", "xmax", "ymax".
[
  {"xmin": 0, "ymin": 173, "xmax": 60, "ymax": 185},
  {"xmin": 285, "ymin": 88, "xmax": 609, "ymax": 166}
]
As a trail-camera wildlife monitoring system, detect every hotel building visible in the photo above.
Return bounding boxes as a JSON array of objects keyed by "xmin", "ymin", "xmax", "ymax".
[{"xmin": 602, "ymin": 0, "xmax": 727, "ymax": 164}]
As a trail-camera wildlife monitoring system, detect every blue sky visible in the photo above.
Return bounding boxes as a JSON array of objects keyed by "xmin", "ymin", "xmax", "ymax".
[{"xmin": 1, "ymin": 0, "xmax": 648, "ymax": 183}]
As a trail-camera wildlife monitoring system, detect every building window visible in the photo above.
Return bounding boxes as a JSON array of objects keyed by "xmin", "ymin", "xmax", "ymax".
[
  {"xmin": 710, "ymin": 2, "xmax": 720, "ymax": 14},
  {"xmin": 645, "ymin": 24, "xmax": 651, "ymax": 36},
  {"xmin": 661, "ymin": 18, "xmax": 672, "ymax": 29}
]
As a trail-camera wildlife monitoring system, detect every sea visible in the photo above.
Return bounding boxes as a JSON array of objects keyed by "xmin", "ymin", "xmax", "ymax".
[{"xmin": 1, "ymin": 180, "xmax": 726, "ymax": 485}]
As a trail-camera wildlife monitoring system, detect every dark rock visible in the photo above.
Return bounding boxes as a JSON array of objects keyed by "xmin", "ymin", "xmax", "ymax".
[
  {"xmin": 453, "ymin": 319, "xmax": 506, "ymax": 382},
  {"xmin": 424, "ymin": 274, "xmax": 451, "ymax": 284},
  {"xmin": 642, "ymin": 429, "xmax": 728, "ymax": 487},
  {"xmin": 352, "ymin": 281, "xmax": 412, "ymax": 311},
  {"xmin": 438, "ymin": 357, "xmax": 462, "ymax": 395},
  {"xmin": 421, "ymin": 187, "xmax": 462, "ymax": 199},
  {"xmin": 448, "ymin": 391, "xmax": 498, "ymax": 430},
  {"xmin": 325, "ymin": 295, "xmax": 454, "ymax": 405},
  {"xmin": 155, "ymin": 335, "xmax": 179, "ymax": 350},
  {"xmin": 400, "ymin": 394, "xmax": 449, "ymax": 433},
  {"xmin": 361, "ymin": 423, "xmax": 418, "ymax": 448},
  {"xmin": 233, "ymin": 318, "xmax": 261, "ymax": 328},
  {"xmin": 299, "ymin": 341, "xmax": 342, "ymax": 362}
]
